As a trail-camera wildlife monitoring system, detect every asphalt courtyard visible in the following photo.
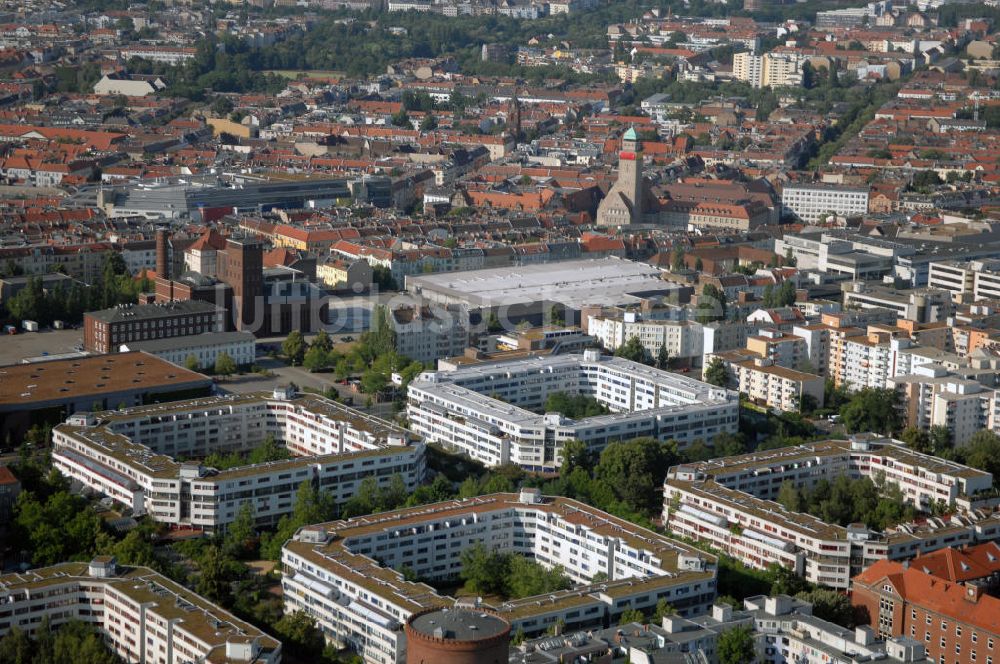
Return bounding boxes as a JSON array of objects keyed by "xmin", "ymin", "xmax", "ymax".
[{"xmin": 0, "ymin": 328, "xmax": 86, "ymax": 364}]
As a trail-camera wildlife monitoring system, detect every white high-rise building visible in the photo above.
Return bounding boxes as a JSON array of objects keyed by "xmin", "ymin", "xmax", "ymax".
[{"xmin": 733, "ymin": 51, "xmax": 805, "ymax": 88}]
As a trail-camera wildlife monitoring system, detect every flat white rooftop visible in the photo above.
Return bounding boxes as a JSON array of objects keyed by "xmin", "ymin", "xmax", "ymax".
[{"xmin": 406, "ymin": 257, "xmax": 679, "ymax": 309}]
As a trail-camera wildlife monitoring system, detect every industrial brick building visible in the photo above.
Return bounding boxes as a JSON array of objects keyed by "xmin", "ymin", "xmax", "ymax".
[{"xmin": 83, "ymin": 299, "xmax": 224, "ymax": 354}]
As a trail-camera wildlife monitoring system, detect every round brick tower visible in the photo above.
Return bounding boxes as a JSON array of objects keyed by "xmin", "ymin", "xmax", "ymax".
[{"xmin": 405, "ymin": 607, "xmax": 510, "ymax": 664}]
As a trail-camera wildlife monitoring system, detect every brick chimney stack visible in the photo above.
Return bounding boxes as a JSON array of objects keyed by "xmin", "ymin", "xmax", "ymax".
[{"xmin": 156, "ymin": 227, "xmax": 170, "ymax": 281}]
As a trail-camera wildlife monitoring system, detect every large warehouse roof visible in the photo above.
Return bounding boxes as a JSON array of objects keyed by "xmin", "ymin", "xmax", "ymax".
[{"xmin": 405, "ymin": 257, "xmax": 678, "ymax": 309}]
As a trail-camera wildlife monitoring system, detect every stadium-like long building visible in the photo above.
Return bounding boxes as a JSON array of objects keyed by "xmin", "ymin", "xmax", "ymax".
[
  {"xmin": 281, "ymin": 490, "xmax": 717, "ymax": 664},
  {"xmin": 406, "ymin": 350, "xmax": 739, "ymax": 471},
  {"xmin": 52, "ymin": 389, "xmax": 425, "ymax": 531},
  {"xmin": 0, "ymin": 557, "xmax": 281, "ymax": 663},
  {"xmin": 662, "ymin": 436, "xmax": 1000, "ymax": 589}
]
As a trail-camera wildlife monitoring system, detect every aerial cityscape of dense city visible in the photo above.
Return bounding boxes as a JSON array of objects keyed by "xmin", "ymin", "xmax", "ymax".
[{"xmin": 1, "ymin": 0, "xmax": 1000, "ymax": 662}]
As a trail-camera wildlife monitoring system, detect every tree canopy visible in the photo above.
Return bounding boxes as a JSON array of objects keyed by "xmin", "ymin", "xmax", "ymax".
[
  {"xmin": 704, "ymin": 357, "xmax": 730, "ymax": 387},
  {"xmin": 458, "ymin": 542, "xmax": 572, "ymax": 599},
  {"xmin": 0, "ymin": 620, "xmax": 118, "ymax": 664},
  {"xmin": 595, "ymin": 437, "xmax": 679, "ymax": 515},
  {"xmin": 717, "ymin": 625, "xmax": 756, "ymax": 664},
  {"xmin": 839, "ymin": 387, "xmax": 902, "ymax": 435},
  {"xmin": 543, "ymin": 392, "xmax": 609, "ymax": 419},
  {"xmin": 775, "ymin": 476, "xmax": 917, "ymax": 531},
  {"xmin": 614, "ymin": 335, "xmax": 653, "ymax": 365}
]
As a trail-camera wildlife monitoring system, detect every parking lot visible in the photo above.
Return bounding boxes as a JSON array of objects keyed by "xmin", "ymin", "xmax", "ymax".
[{"xmin": 0, "ymin": 328, "xmax": 85, "ymax": 365}]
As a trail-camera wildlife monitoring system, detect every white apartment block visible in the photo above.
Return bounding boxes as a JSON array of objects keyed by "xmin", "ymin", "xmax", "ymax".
[
  {"xmin": 928, "ymin": 259, "xmax": 1000, "ymax": 302},
  {"xmin": 406, "ymin": 350, "xmax": 739, "ymax": 471},
  {"xmin": 733, "ymin": 51, "xmax": 764, "ymax": 86},
  {"xmin": 0, "ymin": 557, "xmax": 281, "ymax": 664},
  {"xmin": 705, "ymin": 351, "xmax": 824, "ymax": 413},
  {"xmin": 120, "ymin": 331, "xmax": 256, "ymax": 370},
  {"xmin": 662, "ymin": 437, "xmax": 997, "ymax": 589},
  {"xmin": 281, "ymin": 491, "xmax": 718, "ymax": 664},
  {"xmin": 732, "ymin": 51, "xmax": 804, "ymax": 88},
  {"xmin": 891, "ymin": 370, "xmax": 1000, "ymax": 445},
  {"xmin": 52, "ymin": 390, "xmax": 424, "ymax": 531},
  {"xmin": 781, "ymin": 184, "xmax": 870, "ymax": 223},
  {"xmin": 842, "ymin": 283, "xmax": 953, "ymax": 323},
  {"xmin": 519, "ymin": 596, "xmax": 931, "ymax": 664},
  {"xmin": 723, "ymin": 596, "xmax": 929, "ymax": 664},
  {"xmin": 792, "ymin": 324, "xmax": 831, "ymax": 376},
  {"xmin": 390, "ymin": 304, "xmax": 469, "ymax": 364},
  {"xmin": 746, "ymin": 328, "xmax": 809, "ymax": 370},
  {"xmin": 588, "ymin": 311, "xmax": 705, "ymax": 362},
  {"xmin": 761, "ymin": 52, "xmax": 804, "ymax": 87},
  {"xmin": 839, "ymin": 333, "xmax": 893, "ymax": 389},
  {"xmin": 119, "ymin": 46, "xmax": 196, "ymax": 65}
]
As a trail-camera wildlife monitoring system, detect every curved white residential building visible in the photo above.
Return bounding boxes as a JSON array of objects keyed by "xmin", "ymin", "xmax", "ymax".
[
  {"xmin": 0, "ymin": 557, "xmax": 281, "ymax": 664},
  {"xmin": 406, "ymin": 350, "xmax": 739, "ymax": 471},
  {"xmin": 282, "ymin": 490, "xmax": 718, "ymax": 664},
  {"xmin": 52, "ymin": 389, "xmax": 425, "ymax": 531},
  {"xmin": 662, "ymin": 436, "xmax": 999, "ymax": 589}
]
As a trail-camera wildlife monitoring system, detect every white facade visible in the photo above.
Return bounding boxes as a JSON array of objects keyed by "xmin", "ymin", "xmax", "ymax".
[
  {"xmin": 119, "ymin": 46, "xmax": 196, "ymax": 64},
  {"xmin": 781, "ymin": 184, "xmax": 870, "ymax": 223},
  {"xmin": 662, "ymin": 437, "xmax": 997, "ymax": 589},
  {"xmin": 707, "ymin": 353, "xmax": 824, "ymax": 413},
  {"xmin": 733, "ymin": 51, "xmax": 765, "ymax": 87},
  {"xmin": 733, "ymin": 51, "xmax": 804, "ymax": 88},
  {"xmin": 839, "ymin": 334, "xmax": 893, "ymax": 389},
  {"xmin": 120, "ymin": 331, "xmax": 256, "ymax": 370},
  {"xmin": 841, "ymin": 283, "xmax": 952, "ymax": 323},
  {"xmin": 406, "ymin": 351, "xmax": 739, "ymax": 471},
  {"xmin": 927, "ymin": 260, "xmax": 975, "ymax": 299},
  {"xmin": 588, "ymin": 312, "xmax": 704, "ymax": 362},
  {"xmin": 282, "ymin": 491, "xmax": 717, "ymax": 664},
  {"xmin": 390, "ymin": 305, "xmax": 469, "ymax": 363},
  {"xmin": 52, "ymin": 391, "xmax": 424, "ymax": 531},
  {"xmin": 93, "ymin": 74, "xmax": 166, "ymax": 97},
  {"xmin": 890, "ymin": 372, "xmax": 999, "ymax": 446},
  {"xmin": 521, "ymin": 595, "xmax": 931, "ymax": 664},
  {"xmin": 0, "ymin": 558, "xmax": 281, "ymax": 663}
]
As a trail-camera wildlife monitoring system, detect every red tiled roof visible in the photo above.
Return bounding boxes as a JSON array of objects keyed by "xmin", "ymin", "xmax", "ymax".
[
  {"xmin": 0, "ymin": 465, "xmax": 18, "ymax": 486},
  {"xmin": 911, "ymin": 542, "xmax": 1000, "ymax": 583},
  {"xmin": 854, "ymin": 559, "xmax": 1000, "ymax": 636}
]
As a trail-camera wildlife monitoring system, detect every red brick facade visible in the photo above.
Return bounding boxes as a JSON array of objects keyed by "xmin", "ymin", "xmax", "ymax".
[
  {"xmin": 852, "ymin": 559, "xmax": 1000, "ymax": 664},
  {"xmin": 405, "ymin": 609, "xmax": 510, "ymax": 664}
]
